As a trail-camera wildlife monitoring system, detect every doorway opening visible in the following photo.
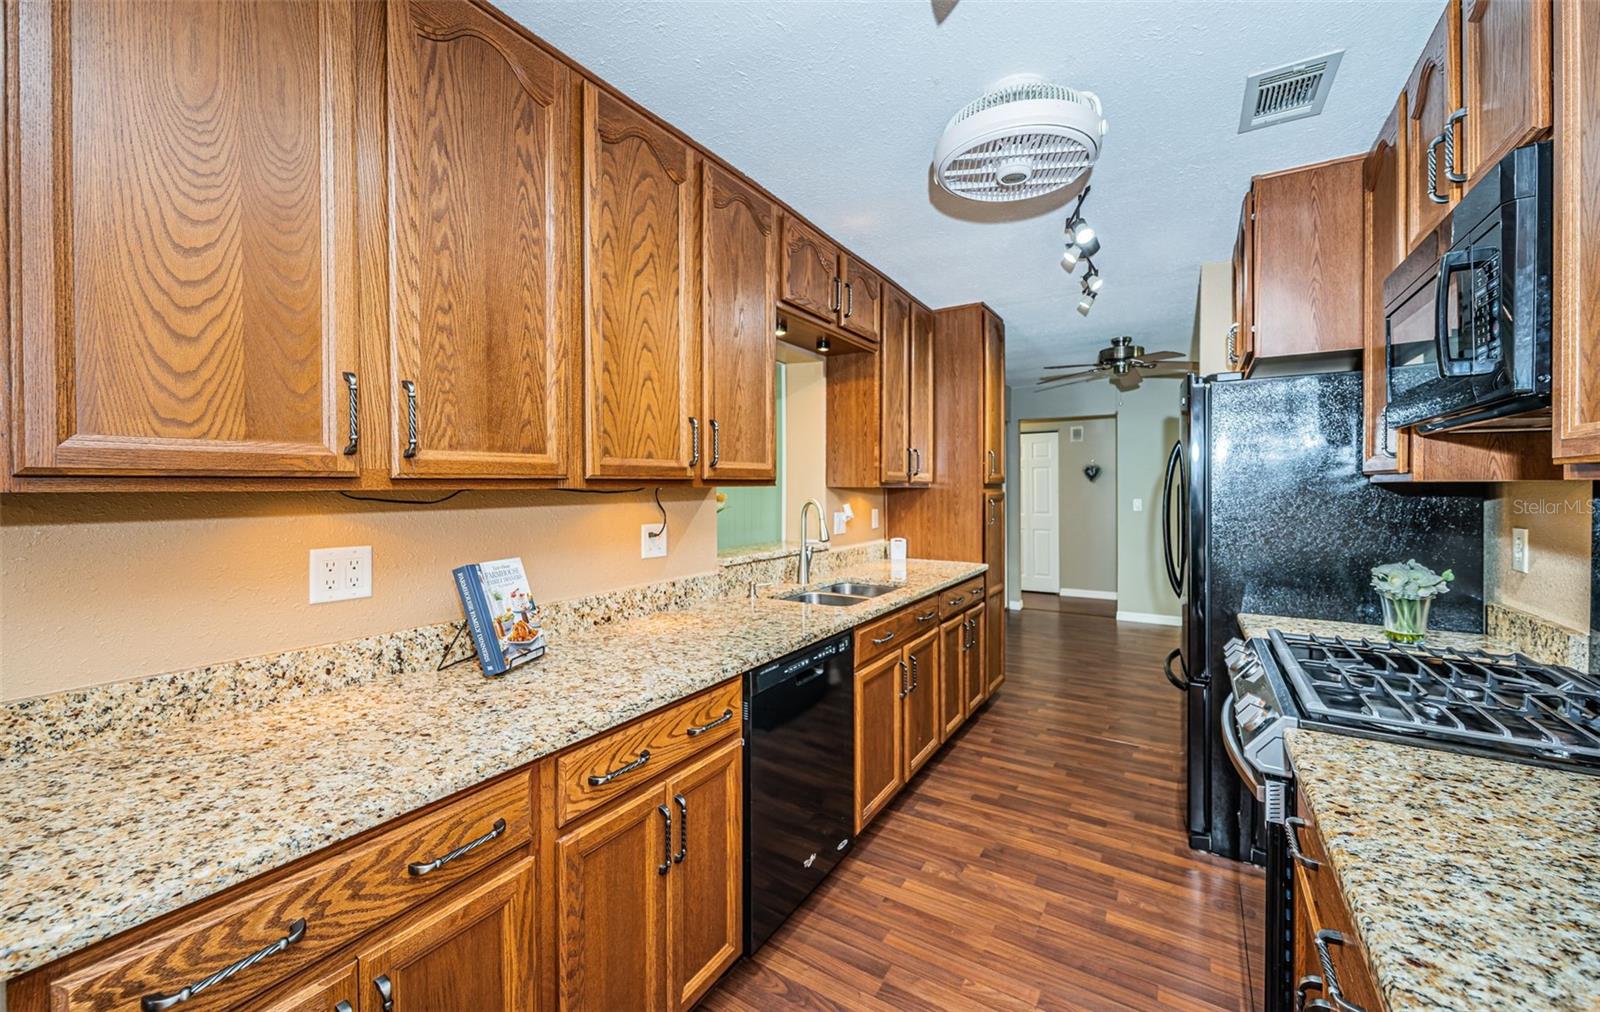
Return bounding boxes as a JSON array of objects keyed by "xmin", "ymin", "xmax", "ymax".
[{"xmin": 1019, "ymin": 416, "xmax": 1117, "ymax": 617}]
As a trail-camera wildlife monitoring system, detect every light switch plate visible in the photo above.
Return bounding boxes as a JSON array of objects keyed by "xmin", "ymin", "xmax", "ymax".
[
  {"xmin": 1511, "ymin": 527, "xmax": 1530, "ymax": 573},
  {"xmin": 641, "ymin": 523, "xmax": 668, "ymax": 559},
  {"xmin": 310, "ymin": 546, "xmax": 372, "ymax": 604},
  {"xmin": 871, "ymin": 508, "xmax": 880, "ymax": 530},
  {"xmin": 833, "ymin": 511, "xmax": 847, "ymax": 535},
  {"xmin": 1131, "ymin": 498, "xmax": 1144, "ymax": 513}
]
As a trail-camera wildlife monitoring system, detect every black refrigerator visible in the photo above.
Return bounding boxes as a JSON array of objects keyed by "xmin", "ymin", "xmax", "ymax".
[{"xmin": 1160, "ymin": 371, "xmax": 1485, "ymax": 862}]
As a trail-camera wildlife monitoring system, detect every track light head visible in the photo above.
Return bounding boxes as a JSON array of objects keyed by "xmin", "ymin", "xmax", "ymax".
[
  {"xmin": 1070, "ymin": 220, "xmax": 1096, "ymax": 246},
  {"xmin": 1077, "ymin": 292, "xmax": 1097, "ymax": 316},
  {"xmin": 1061, "ymin": 244, "xmax": 1082, "ymax": 272},
  {"xmin": 775, "ymin": 314, "xmax": 788, "ymax": 337}
]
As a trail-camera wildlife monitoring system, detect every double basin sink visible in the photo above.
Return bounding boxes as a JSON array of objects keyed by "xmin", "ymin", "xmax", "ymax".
[{"xmin": 781, "ymin": 582, "xmax": 899, "ymax": 606}]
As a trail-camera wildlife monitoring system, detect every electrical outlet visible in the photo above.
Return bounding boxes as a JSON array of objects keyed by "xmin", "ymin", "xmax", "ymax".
[
  {"xmin": 1131, "ymin": 498, "xmax": 1144, "ymax": 513},
  {"xmin": 309, "ymin": 546, "xmax": 372, "ymax": 604},
  {"xmin": 641, "ymin": 523, "xmax": 668, "ymax": 559},
  {"xmin": 870, "ymin": 508, "xmax": 880, "ymax": 530},
  {"xmin": 1511, "ymin": 527, "xmax": 1530, "ymax": 573},
  {"xmin": 833, "ymin": 511, "xmax": 847, "ymax": 534}
]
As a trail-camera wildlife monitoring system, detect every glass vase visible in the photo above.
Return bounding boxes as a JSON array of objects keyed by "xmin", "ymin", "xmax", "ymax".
[{"xmin": 1378, "ymin": 592, "xmax": 1432, "ymax": 644}]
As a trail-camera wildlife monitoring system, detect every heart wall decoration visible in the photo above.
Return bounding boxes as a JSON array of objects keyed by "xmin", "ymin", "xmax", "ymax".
[{"xmin": 1083, "ymin": 463, "xmax": 1101, "ymax": 482}]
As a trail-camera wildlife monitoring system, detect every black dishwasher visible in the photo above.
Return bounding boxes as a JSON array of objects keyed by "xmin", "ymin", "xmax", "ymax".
[{"xmin": 744, "ymin": 633, "xmax": 855, "ymax": 952}]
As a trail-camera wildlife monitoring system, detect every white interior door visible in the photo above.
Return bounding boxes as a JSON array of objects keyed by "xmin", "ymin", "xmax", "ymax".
[{"xmin": 1019, "ymin": 432, "xmax": 1060, "ymax": 594}]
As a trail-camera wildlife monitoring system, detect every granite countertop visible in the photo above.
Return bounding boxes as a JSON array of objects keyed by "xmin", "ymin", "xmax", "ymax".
[
  {"xmin": 1237, "ymin": 612, "xmax": 1515, "ymax": 654},
  {"xmin": 0, "ymin": 558, "xmax": 985, "ymax": 981},
  {"xmin": 1287, "ymin": 729, "xmax": 1600, "ymax": 1011}
]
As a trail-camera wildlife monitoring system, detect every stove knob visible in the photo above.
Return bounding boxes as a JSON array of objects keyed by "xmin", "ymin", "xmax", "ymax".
[
  {"xmin": 1241, "ymin": 708, "xmax": 1271, "ymax": 734},
  {"xmin": 1238, "ymin": 692, "xmax": 1265, "ymax": 712}
]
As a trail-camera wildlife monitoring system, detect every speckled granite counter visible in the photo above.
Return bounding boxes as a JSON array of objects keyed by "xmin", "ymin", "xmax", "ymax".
[
  {"xmin": 1237, "ymin": 612, "xmax": 1514, "ymax": 655},
  {"xmin": 0, "ymin": 558, "xmax": 984, "ymax": 981},
  {"xmin": 1287, "ymin": 729, "xmax": 1600, "ymax": 1011}
]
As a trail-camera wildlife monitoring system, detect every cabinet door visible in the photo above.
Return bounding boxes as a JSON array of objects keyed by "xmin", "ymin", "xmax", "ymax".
[
  {"xmin": 1553, "ymin": 0, "xmax": 1600, "ymax": 463},
  {"xmin": 11, "ymin": 1, "xmax": 360, "ymax": 477},
  {"xmin": 258, "ymin": 962, "xmax": 358, "ymax": 1012},
  {"xmin": 665, "ymin": 739, "xmax": 743, "ymax": 1012},
  {"xmin": 879, "ymin": 288, "xmax": 912, "ymax": 484},
  {"xmin": 854, "ymin": 649, "xmax": 905, "ymax": 833},
  {"xmin": 1233, "ymin": 191, "xmax": 1257, "ymax": 372},
  {"xmin": 982, "ymin": 312, "xmax": 1006, "ymax": 484},
  {"xmin": 1364, "ymin": 97, "xmax": 1410, "ymax": 475},
  {"xmin": 963, "ymin": 609, "xmax": 986, "ymax": 714},
  {"xmin": 985, "ymin": 592, "xmax": 1005, "ymax": 696},
  {"xmin": 901, "ymin": 629, "xmax": 941, "ymax": 779},
  {"xmin": 984, "ymin": 490, "xmax": 1005, "ymax": 582},
  {"xmin": 386, "ymin": 0, "xmax": 576, "ymax": 478},
  {"xmin": 1405, "ymin": 1, "xmax": 1462, "ymax": 253},
  {"xmin": 357, "ymin": 859, "xmax": 536, "ymax": 1012},
  {"xmin": 700, "ymin": 163, "xmax": 777, "ymax": 481},
  {"xmin": 779, "ymin": 214, "xmax": 840, "ymax": 324},
  {"xmin": 938, "ymin": 614, "xmax": 967, "ymax": 739},
  {"xmin": 1461, "ymin": 0, "xmax": 1552, "ymax": 180},
  {"xmin": 908, "ymin": 303, "xmax": 936, "ymax": 485},
  {"xmin": 557, "ymin": 787, "xmax": 669, "ymax": 1012},
  {"xmin": 583, "ymin": 85, "xmax": 698, "ymax": 479},
  {"xmin": 839, "ymin": 258, "xmax": 884, "ymax": 343},
  {"xmin": 1251, "ymin": 157, "xmax": 1365, "ymax": 358}
]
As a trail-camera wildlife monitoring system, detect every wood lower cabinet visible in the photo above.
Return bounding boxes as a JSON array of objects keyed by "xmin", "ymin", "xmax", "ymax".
[
  {"xmin": 984, "ymin": 592, "xmax": 1005, "ymax": 696},
  {"xmin": 938, "ymin": 614, "xmax": 968, "ymax": 739},
  {"xmin": 1290, "ymin": 794, "xmax": 1384, "ymax": 1012},
  {"xmin": 1553, "ymin": 0, "xmax": 1600, "ymax": 464},
  {"xmin": 582, "ymin": 84, "xmax": 699, "ymax": 480},
  {"xmin": 257, "ymin": 961, "xmax": 358, "ymax": 1012},
  {"xmin": 10, "ymin": 0, "xmax": 362, "ymax": 478},
  {"xmin": 384, "ymin": 0, "xmax": 577, "ymax": 479},
  {"xmin": 963, "ymin": 605, "xmax": 987, "ymax": 714},
  {"xmin": 901, "ymin": 628, "xmax": 941, "ymax": 779},
  {"xmin": 699, "ymin": 163, "xmax": 777, "ymax": 481},
  {"xmin": 854, "ymin": 649, "xmax": 905, "ymax": 833},
  {"xmin": 665, "ymin": 740, "xmax": 743, "ymax": 1012},
  {"xmin": 356, "ymin": 858, "xmax": 537, "ymax": 1012}
]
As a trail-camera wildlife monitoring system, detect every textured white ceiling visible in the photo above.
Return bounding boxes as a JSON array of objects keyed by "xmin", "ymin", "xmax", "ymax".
[{"xmin": 503, "ymin": 0, "xmax": 1442, "ymax": 383}]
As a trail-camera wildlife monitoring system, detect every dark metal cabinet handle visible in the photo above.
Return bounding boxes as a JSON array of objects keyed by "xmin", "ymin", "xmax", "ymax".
[
  {"xmin": 987, "ymin": 449, "xmax": 996, "ymax": 476},
  {"xmin": 335, "ymin": 1002, "xmax": 354, "ymax": 1012},
  {"xmin": 911, "ymin": 447, "xmax": 922, "ymax": 476},
  {"xmin": 915, "ymin": 609, "xmax": 937, "ymax": 623},
  {"xmin": 906, "ymin": 446, "xmax": 915, "ymax": 478},
  {"xmin": 709, "ymin": 419, "xmax": 720, "ymax": 468},
  {"xmin": 588, "ymin": 749, "xmax": 650, "ymax": 786},
  {"xmin": 898, "ymin": 659, "xmax": 910, "ymax": 699},
  {"xmin": 373, "ymin": 974, "xmax": 394, "ymax": 1012},
  {"xmin": 1443, "ymin": 107, "xmax": 1468, "ymax": 184},
  {"xmin": 1312, "ymin": 930, "xmax": 1365, "ymax": 1012},
  {"xmin": 1426, "ymin": 133, "xmax": 1448, "ymax": 204},
  {"xmin": 341, "ymin": 371, "xmax": 358, "ymax": 455},
  {"xmin": 688, "ymin": 416, "xmax": 700, "ymax": 467},
  {"xmin": 1285, "ymin": 816, "xmax": 1320, "ymax": 869},
  {"xmin": 1296, "ymin": 974, "xmax": 1328, "ymax": 1012},
  {"xmin": 909, "ymin": 653, "xmax": 919, "ymax": 692},
  {"xmin": 657, "ymin": 804, "xmax": 672, "ymax": 875},
  {"xmin": 401, "ymin": 380, "xmax": 418, "ymax": 458},
  {"xmin": 831, "ymin": 277, "xmax": 842, "ymax": 314},
  {"xmin": 947, "ymin": 593, "xmax": 967, "ymax": 607},
  {"xmin": 673, "ymin": 794, "xmax": 688, "ymax": 863},
  {"xmin": 140, "ymin": 919, "xmax": 307, "ymax": 1010},
  {"xmin": 407, "ymin": 818, "xmax": 507, "ymax": 876},
  {"xmin": 871, "ymin": 630, "xmax": 897, "ymax": 646},
  {"xmin": 687, "ymin": 709, "xmax": 733, "ymax": 737},
  {"xmin": 844, "ymin": 281, "xmax": 854, "ymax": 318}
]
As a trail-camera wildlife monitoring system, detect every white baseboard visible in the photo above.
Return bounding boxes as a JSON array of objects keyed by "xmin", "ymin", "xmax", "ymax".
[
  {"xmin": 1008, "ymin": 599, "xmax": 1023, "ymax": 611},
  {"xmin": 1059, "ymin": 587, "xmax": 1117, "ymax": 601},
  {"xmin": 1116, "ymin": 610, "xmax": 1182, "ymax": 627}
]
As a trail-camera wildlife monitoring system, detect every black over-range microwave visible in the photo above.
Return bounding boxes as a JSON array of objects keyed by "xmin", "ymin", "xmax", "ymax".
[{"xmin": 1384, "ymin": 141, "xmax": 1551, "ymax": 435}]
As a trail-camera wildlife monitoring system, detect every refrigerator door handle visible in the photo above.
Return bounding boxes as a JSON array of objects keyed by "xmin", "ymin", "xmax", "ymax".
[
  {"xmin": 1160, "ymin": 441, "xmax": 1184, "ymax": 597},
  {"xmin": 1162, "ymin": 647, "xmax": 1188, "ymax": 691}
]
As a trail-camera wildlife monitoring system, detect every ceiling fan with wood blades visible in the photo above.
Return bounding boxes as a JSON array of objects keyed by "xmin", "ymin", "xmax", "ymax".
[{"xmin": 1036, "ymin": 335, "xmax": 1195, "ymax": 389}]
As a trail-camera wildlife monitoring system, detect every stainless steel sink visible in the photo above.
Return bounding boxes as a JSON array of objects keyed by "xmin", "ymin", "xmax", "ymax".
[
  {"xmin": 815, "ymin": 582, "xmax": 898, "ymax": 598},
  {"xmin": 782, "ymin": 591, "xmax": 869, "ymax": 607}
]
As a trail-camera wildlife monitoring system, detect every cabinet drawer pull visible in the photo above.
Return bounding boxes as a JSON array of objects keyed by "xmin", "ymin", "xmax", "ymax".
[
  {"xmin": 688, "ymin": 416, "xmax": 700, "ymax": 467},
  {"xmin": 709, "ymin": 419, "xmax": 720, "ymax": 468},
  {"xmin": 407, "ymin": 817, "xmax": 507, "ymax": 876},
  {"xmin": 341, "ymin": 371, "xmax": 358, "ymax": 455},
  {"xmin": 1312, "ymin": 930, "xmax": 1365, "ymax": 1012},
  {"xmin": 916, "ymin": 609, "xmax": 937, "ymax": 623},
  {"xmin": 947, "ymin": 593, "xmax": 966, "ymax": 607},
  {"xmin": 687, "ymin": 709, "xmax": 733, "ymax": 737},
  {"xmin": 401, "ymin": 380, "xmax": 418, "ymax": 458},
  {"xmin": 898, "ymin": 659, "xmax": 910, "ymax": 699},
  {"xmin": 1285, "ymin": 816, "xmax": 1320, "ymax": 869},
  {"xmin": 588, "ymin": 749, "xmax": 651, "ymax": 786},
  {"xmin": 140, "ymin": 919, "xmax": 306, "ymax": 1010},
  {"xmin": 871, "ymin": 630, "xmax": 897, "ymax": 646},
  {"xmin": 658, "ymin": 804, "xmax": 672, "ymax": 875},
  {"xmin": 373, "ymin": 974, "xmax": 393, "ymax": 1012},
  {"xmin": 673, "ymin": 794, "xmax": 688, "ymax": 863}
]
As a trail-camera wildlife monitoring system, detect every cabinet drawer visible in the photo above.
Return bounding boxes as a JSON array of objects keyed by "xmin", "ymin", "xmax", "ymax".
[
  {"xmin": 854, "ymin": 607, "xmax": 918, "ymax": 665},
  {"xmin": 50, "ymin": 773, "xmax": 532, "ymax": 1011},
  {"xmin": 938, "ymin": 579, "xmax": 985, "ymax": 618},
  {"xmin": 555, "ymin": 678, "xmax": 741, "ymax": 827}
]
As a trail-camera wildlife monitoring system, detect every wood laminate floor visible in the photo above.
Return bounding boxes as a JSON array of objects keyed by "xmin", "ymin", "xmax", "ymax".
[{"xmin": 703, "ymin": 606, "xmax": 1265, "ymax": 1011}]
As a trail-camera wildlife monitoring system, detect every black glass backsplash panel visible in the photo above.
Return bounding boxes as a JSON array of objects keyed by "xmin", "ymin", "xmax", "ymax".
[
  {"xmin": 1591, "ymin": 481, "xmax": 1598, "ymax": 672},
  {"xmin": 1208, "ymin": 371, "xmax": 1485, "ymax": 633}
]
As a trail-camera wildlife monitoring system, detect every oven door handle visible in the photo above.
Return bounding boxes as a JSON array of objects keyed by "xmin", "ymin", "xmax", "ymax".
[
  {"xmin": 1219, "ymin": 693, "xmax": 1266, "ymax": 802},
  {"xmin": 1162, "ymin": 647, "xmax": 1188, "ymax": 692}
]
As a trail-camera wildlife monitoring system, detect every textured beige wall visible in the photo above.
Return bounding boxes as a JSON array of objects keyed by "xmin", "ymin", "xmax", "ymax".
[
  {"xmin": 782, "ymin": 356, "xmax": 884, "ymax": 549},
  {"xmin": 1483, "ymin": 481, "xmax": 1594, "ymax": 632},
  {"xmin": 1194, "ymin": 261, "xmax": 1234, "ymax": 376},
  {"xmin": 1, "ymin": 489, "xmax": 718, "ymax": 701}
]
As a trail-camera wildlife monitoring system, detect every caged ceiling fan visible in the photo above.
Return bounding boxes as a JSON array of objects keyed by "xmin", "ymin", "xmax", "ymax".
[{"xmin": 1036, "ymin": 336, "xmax": 1195, "ymax": 389}]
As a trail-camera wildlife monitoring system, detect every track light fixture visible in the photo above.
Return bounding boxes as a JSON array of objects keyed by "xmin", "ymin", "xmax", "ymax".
[
  {"xmin": 1062, "ymin": 187, "xmax": 1103, "ymax": 308},
  {"xmin": 775, "ymin": 314, "xmax": 788, "ymax": 337},
  {"xmin": 816, "ymin": 335, "xmax": 830, "ymax": 353},
  {"xmin": 1081, "ymin": 265, "xmax": 1103, "ymax": 295}
]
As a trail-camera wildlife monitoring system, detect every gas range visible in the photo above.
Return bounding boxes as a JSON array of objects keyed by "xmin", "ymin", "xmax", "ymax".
[{"xmin": 1224, "ymin": 630, "xmax": 1600, "ymax": 791}]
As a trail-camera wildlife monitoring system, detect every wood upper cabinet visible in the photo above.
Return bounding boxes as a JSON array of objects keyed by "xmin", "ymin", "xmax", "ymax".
[
  {"xmin": 1461, "ymin": 0, "xmax": 1553, "ymax": 182},
  {"xmin": 1249, "ymin": 156, "xmax": 1366, "ymax": 360},
  {"xmin": 779, "ymin": 214, "xmax": 842, "ymax": 325},
  {"xmin": 908, "ymin": 303, "xmax": 936, "ymax": 485},
  {"xmin": 10, "ymin": 0, "xmax": 361, "ymax": 477},
  {"xmin": 839, "ymin": 258, "xmax": 884, "ymax": 344},
  {"xmin": 665, "ymin": 740, "xmax": 743, "ymax": 1012},
  {"xmin": 583, "ymin": 84, "xmax": 699, "ymax": 479},
  {"xmin": 385, "ymin": 0, "xmax": 576, "ymax": 479},
  {"xmin": 556, "ymin": 786, "xmax": 669, "ymax": 1011},
  {"xmin": 900, "ymin": 628, "xmax": 941, "ymax": 780},
  {"xmin": 1405, "ymin": 0, "xmax": 1463, "ymax": 253},
  {"xmin": 355, "ymin": 859, "xmax": 537, "ymax": 1012},
  {"xmin": 699, "ymin": 163, "xmax": 777, "ymax": 481},
  {"xmin": 854, "ymin": 649, "xmax": 904, "ymax": 833},
  {"xmin": 1553, "ymin": 0, "xmax": 1600, "ymax": 464},
  {"xmin": 879, "ymin": 288, "xmax": 913, "ymax": 484},
  {"xmin": 1364, "ymin": 96, "xmax": 1410, "ymax": 475},
  {"xmin": 1230, "ymin": 191, "xmax": 1257, "ymax": 372},
  {"xmin": 982, "ymin": 312, "xmax": 1006, "ymax": 484}
]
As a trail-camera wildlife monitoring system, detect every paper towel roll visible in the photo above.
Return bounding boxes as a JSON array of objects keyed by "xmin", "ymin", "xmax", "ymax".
[{"xmin": 889, "ymin": 538, "xmax": 908, "ymax": 562}]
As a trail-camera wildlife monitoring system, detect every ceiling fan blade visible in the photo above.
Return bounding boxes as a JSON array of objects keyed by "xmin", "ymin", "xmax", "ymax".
[
  {"xmin": 1142, "ymin": 350, "xmax": 1188, "ymax": 362},
  {"xmin": 1040, "ymin": 363, "xmax": 1100, "ymax": 371},
  {"xmin": 1144, "ymin": 363, "xmax": 1197, "ymax": 375},
  {"xmin": 1036, "ymin": 370, "xmax": 1106, "ymax": 387}
]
